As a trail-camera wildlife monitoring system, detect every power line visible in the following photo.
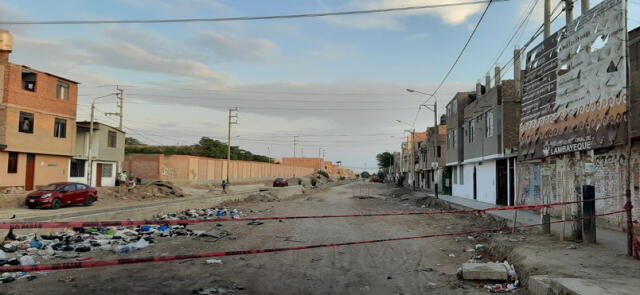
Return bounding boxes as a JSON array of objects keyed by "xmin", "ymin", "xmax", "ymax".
[
  {"xmin": 411, "ymin": 0, "xmax": 494, "ymax": 126},
  {"xmin": 0, "ymin": 0, "xmax": 509, "ymax": 25}
]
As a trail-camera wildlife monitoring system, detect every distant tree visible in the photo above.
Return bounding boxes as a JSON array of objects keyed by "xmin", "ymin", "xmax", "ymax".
[
  {"xmin": 125, "ymin": 136, "xmax": 271, "ymax": 163},
  {"xmin": 360, "ymin": 171, "xmax": 371, "ymax": 178},
  {"xmin": 377, "ymin": 171, "xmax": 385, "ymax": 180},
  {"xmin": 376, "ymin": 152, "xmax": 394, "ymax": 169},
  {"xmin": 125, "ymin": 137, "xmax": 145, "ymax": 146}
]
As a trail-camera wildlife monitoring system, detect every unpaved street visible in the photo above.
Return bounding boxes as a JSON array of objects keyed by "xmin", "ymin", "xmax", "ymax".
[{"xmin": 3, "ymin": 183, "xmax": 499, "ymax": 295}]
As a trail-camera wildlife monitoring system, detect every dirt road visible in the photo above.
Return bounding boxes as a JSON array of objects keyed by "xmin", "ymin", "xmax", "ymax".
[{"xmin": 3, "ymin": 183, "xmax": 495, "ymax": 295}]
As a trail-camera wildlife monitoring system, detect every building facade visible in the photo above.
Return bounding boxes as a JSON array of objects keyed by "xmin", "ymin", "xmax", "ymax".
[
  {"xmin": 446, "ymin": 92, "xmax": 474, "ymax": 198},
  {"xmin": 70, "ymin": 122, "xmax": 125, "ymax": 187},
  {"xmin": 0, "ymin": 30, "xmax": 79, "ymax": 190}
]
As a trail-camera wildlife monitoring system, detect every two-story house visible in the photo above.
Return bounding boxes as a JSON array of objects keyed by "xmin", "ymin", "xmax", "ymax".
[
  {"xmin": 0, "ymin": 30, "xmax": 79, "ymax": 190},
  {"xmin": 459, "ymin": 78, "xmax": 519, "ymax": 205},
  {"xmin": 70, "ymin": 122, "xmax": 125, "ymax": 187}
]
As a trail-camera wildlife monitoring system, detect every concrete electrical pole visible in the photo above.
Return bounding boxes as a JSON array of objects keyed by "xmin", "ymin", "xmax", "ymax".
[
  {"xmin": 105, "ymin": 86, "xmax": 124, "ymax": 130},
  {"xmin": 544, "ymin": 0, "xmax": 551, "ymax": 38},
  {"xmin": 293, "ymin": 136, "xmax": 298, "ymax": 157},
  {"xmin": 88, "ymin": 94, "xmax": 116, "ymax": 187},
  {"xmin": 226, "ymin": 107, "xmax": 238, "ymax": 183}
]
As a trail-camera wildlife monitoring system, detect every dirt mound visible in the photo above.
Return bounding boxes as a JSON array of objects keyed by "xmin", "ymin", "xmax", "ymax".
[
  {"xmin": 0, "ymin": 187, "xmax": 25, "ymax": 194},
  {"xmin": 244, "ymin": 192, "xmax": 279, "ymax": 202},
  {"xmin": 99, "ymin": 181, "xmax": 185, "ymax": 200},
  {"xmin": 134, "ymin": 181, "xmax": 185, "ymax": 199}
]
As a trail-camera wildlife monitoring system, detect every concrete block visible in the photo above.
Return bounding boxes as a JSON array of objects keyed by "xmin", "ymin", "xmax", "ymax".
[
  {"xmin": 461, "ymin": 262, "xmax": 509, "ymax": 281},
  {"xmin": 528, "ymin": 275, "xmax": 552, "ymax": 295}
]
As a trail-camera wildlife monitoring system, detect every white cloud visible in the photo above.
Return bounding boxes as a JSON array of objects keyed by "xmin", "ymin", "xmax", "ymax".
[
  {"xmin": 87, "ymin": 42, "xmax": 229, "ymax": 82},
  {"xmin": 194, "ymin": 32, "xmax": 279, "ymax": 63},
  {"xmin": 324, "ymin": 0, "xmax": 486, "ymax": 30}
]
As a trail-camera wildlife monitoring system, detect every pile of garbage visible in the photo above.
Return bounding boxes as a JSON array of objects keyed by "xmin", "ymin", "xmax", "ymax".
[{"xmin": 0, "ymin": 206, "xmax": 249, "ymax": 284}]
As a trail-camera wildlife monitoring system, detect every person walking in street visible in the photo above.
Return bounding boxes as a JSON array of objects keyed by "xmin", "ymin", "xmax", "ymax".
[
  {"xmin": 119, "ymin": 171, "xmax": 128, "ymax": 194},
  {"xmin": 221, "ymin": 180, "xmax": 228, "ymax": 194}
]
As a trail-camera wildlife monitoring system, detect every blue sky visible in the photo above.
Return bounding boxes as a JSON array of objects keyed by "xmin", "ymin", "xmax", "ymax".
[{"xmin": 2, "ymin": 0, "xmax": 638, "ymax": 172}]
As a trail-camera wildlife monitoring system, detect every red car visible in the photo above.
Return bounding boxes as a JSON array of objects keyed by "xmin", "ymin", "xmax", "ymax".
[
  {"xmin": 25, "ymin": 182, "xmax": 98, "ymax": 209},
  {"xmin": 370, "ymin": 177, "xmax": 383, "ymax": 183},
  {"xmin": 273, "ymin": 178, "xmax": 289, "ymax": 187}
]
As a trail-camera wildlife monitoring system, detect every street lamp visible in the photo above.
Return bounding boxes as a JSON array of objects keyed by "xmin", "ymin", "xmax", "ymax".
[
  {"xmin": 407, "ymin": 88, "xmax": 439, "ymax": 197},
  {"xmin": 88, "ymin": 93, "xmax": 117, "ymax": 187}
]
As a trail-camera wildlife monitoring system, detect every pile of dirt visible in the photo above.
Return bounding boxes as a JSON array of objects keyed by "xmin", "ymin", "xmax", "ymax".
[
  {"xmin": 244, "ymin": 191, "xmax": 279, "ymax": 202},
  {"xmin": 99, "ymin": 181, "xmax": 186, "ymax": 200},
  {"xmin": 134, "ymin": 181, "xmax": 185, "ymax": 199},
  {"xmin": 0, "ymin": 187, "xmax": 25, "ymax": 194}
]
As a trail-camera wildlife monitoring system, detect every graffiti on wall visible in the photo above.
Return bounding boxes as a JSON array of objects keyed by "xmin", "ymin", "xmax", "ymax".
[
  {"xmin": 161, "ymin": 167, "xmax": 174, "ymax": 176},
  {"xmin": 519, "ymin": 0, "xmax": 628, "ymax": 159}
]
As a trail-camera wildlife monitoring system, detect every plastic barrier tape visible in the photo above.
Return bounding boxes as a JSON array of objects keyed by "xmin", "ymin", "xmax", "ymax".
[
  {"xmin": 0, "ymin": 195, "xmax": 625, "ymax": 230},
  {"xmin": 0, "ymin": 210, "xmax": 626, "ymax": 273}
]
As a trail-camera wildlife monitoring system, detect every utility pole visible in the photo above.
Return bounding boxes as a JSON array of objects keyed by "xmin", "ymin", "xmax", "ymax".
[
  {"xmin": 88, "ymin": 94, "xmax": 115, "ymax": 187},
  {"xmin": 565, "ymin": 0, "xmax": 574, "ymax": 25},
  {"xmin": 226, "ymin": 107, "xmax": 238, "ymax": 183},
  {"xmin": 293, "ymin": 136, "xmax": 298, "ymax": 157},
  {"xmin": 581, "ymin": 0, "xmax": 589, "ymax": 14},
  {"xmin": 544, "ymin": 0, "xmax": 551, "ymax": 38},
  {"xmin": 105, "ymin": 86, "xmax": 124, "ymax": 130}
]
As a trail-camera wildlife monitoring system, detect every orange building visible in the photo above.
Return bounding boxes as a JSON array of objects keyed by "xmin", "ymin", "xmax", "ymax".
[{"xmin": 0, "ymin": 30, "xmax": 79, "ymax": 190}]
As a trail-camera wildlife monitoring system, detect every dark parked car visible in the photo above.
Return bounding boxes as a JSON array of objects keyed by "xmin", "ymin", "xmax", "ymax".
[
  {"xmin": 273, "ymin": 178, "xmax": 289, "ymax": 187},
  {"xmin": 25, "ymin": 182, "xmax": 98, "ymax": 209}
]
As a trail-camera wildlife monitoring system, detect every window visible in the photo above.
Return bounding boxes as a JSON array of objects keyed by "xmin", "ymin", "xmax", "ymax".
[
  {"xmin": 64, "ymin": 184, "xmax": 77, "ymax": 192},
  {"xmin": 437, "ymin": 146, "xmax": 441, "ymax": 158},
  {"xmin": 453, "ymin": 166, "xmax": 457, "ymax": 184},
  {"xmin": 19, "ymin": 112, "xmax": 34, "ymax": 134},
  {"xmin": 76, "ymin": 184, "xmax": 88, "ymax": 190},
  {"xmin": 485, "ymin": 111, "xmax": 494, "ymax": 138},
  {"xmin": 107, "ymin": 131, "xmax": 117, "ymax": 148},
  {"xmin": 56, "ymin": 82, "xmax": 69, "ymax": 99},
  {"xmin": 22, "ymin": 71, "xmax": 37, "ymax": 92},
  {"xmin": 7, "ymin": 152, "xmax": 18, "ymax": 174},
  {"xmin": 70, "ymin": 159, "xmax": 85, "ymax": 177},
  {"xmin": 54, "ymin": 119, "xmax": 67, "ymax": 138},
  {"xmin": 102, "ymin": 163, "xmax": 113, "ymax": 178},
  {"xmin": 468, "ymin": 120, "xmax": 475, "ymax": 143},
  {"xmin": 452, "ymin": 129, "xmax": 457, "ymax": 149},
  {"xmin": 459, "ymin": 165, "xmax": 464, "ymax": 185}
]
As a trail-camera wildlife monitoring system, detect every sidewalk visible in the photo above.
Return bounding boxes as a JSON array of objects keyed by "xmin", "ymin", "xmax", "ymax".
[{"xmin": 429, "ymin": 192, "xmax": 629, "ymax": 254}]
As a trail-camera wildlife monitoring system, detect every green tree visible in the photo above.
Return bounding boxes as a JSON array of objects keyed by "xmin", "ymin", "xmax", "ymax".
[
  {"xmin": 125, "ymin": 137, "xmax": 145, "ymax": 146},
  {"xmin": 360, "ymin": 171, "xmax": 371, "ymax": 178},
  {"xmin": 376, "ymin": 152, "xmax": 394, "ymax": 169},
  {"xmin": 125, "ymin": 136, "xmax": 272, "ymax": 163}
]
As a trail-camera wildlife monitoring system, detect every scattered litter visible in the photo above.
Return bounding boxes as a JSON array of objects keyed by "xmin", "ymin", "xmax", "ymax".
[
  {"xmin": 448, "ymin": 253, "xmax": 456, "ymax": 258},
  {"xmin": 566, "ymin": 244, "xmax": 577, "ymax": 250},
  {"xmin": 466, "ymin": 249, "xmax": 475, "ymax": 252},
  {"xmin": 18, "ymin": 255, "xmax": 36, "ymax": 266},
  {"xmin": 427, "ymin": 282, "xmax": 437, "ymax": 288},
  {"xmin": 193, "ymin": 286, "xmax": 248, "ymax": 294},
  {"xmin": 484, "ymin": 281, "xmax": 518, "ymax": 293},
  {"xmin": 206, "ymin": 259, "xmax": 223, "ymax": 264},
  {"xmin": 247, "ymin": 220, "xmax": 264, "ymax": 227},
  {"xmin": 475, "ymin": 244, "xmax": 485, "ymax": 250}
]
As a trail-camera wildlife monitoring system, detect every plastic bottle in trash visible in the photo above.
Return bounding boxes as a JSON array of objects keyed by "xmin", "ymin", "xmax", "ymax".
[{"xmin": 19, "ymin": 255, "xmax": 36, "ymax": 266}]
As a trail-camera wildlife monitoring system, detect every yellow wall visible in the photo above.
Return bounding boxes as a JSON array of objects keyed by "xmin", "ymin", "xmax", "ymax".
[
  {"xmin": 0, "ymin": 151, "xmax": 70, "ymax": 189},
  {"xmin": 3, "ymin": 106, "xmax": 75, "ymax": 156}
]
